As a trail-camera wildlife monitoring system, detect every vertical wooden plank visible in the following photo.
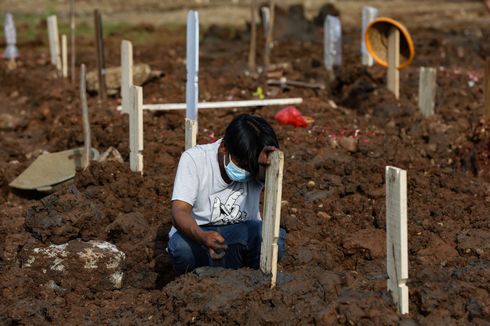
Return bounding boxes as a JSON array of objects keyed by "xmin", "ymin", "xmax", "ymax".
[
  {"xmin": 47, "ymin": 15, "xmax": 61, "ymax": 73},
  {"xmin": 324, "ymin": 15, "xmax": 342, "ymax": 71},
  {"xmin": 418, "ymin": 67, "xmax": 437, "ymax": 117},
  {"xmin": 247, "ymin": 0, "xmax": 257, "ymax": 74},
  {"xmin": 185, "ymin": 118, "xmax": 197, "ymax": 150},
  {"xmin": 129, "ymin": 85, "xmax": 144, "ymax": 174},
  {"xmin": 186, "ymin": 11, "xmax": 199, "ymax": 121},
  {"xmin": 70, "ymin": 0, "xmax": 76, "ymax": 84},
  {"xmin": 260, "ymin": 150, "xmax": 284, "ymax": 288},
  {"xmin": 385, "ymin": 166, "xmax": 409, "ymax": 315},
  {"xmin": 79, "ymin": 64, "xmax": 91, "ymax": 170},
  {"xmin": 484, "ymin": 58, "xmax": 490, "ymax": 117},
  {"xmin": 94, "ymin": 9, "xmax": 107, "ymax": 100},
  {"xmin": 387, "ymin": 27, "xmax": 400, "ymax": 99},
  {"xmin": 61, "ymin": 34, "xmax": 68, "ymax": 78},
  {"xmin": 361, "ymin": 6, "xmax": 378, "ymax": 66},
  {"xmin": 121, "ymin": 40, "xmax": 133, "ymax": 114},
  {"xmin": 263, "ymin": 1, "xmax": 274, "ymax": 74}
]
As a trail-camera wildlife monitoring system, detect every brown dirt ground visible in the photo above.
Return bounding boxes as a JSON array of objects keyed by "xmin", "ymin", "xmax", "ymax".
[{"xmin": 1, "ymin": 1, "xmax": 490, "ymax": 325}]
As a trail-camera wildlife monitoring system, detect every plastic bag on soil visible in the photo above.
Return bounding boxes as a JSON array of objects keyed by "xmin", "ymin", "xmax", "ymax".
[{"xmin": 274, "ymin": 106, "xmax": 313, "ymax": 128}]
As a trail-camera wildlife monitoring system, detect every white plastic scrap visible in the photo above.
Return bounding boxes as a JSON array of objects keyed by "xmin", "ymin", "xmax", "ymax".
[{"xmin": 4, "ymin": 13, "xmax": 19, "ymax": 59}]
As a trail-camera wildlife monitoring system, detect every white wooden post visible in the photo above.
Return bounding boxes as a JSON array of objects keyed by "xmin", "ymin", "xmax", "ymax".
[
  {"xmin": 129, "ymin": 85, "xmax": 143, "ymax": 174},
  {"xmin": 47, "ymin": 15, "xmax": 61, "ymax": 74},
  {"xmin": 121, "ymin": 40, "xmax": 133, "ymax": 114},
  {"xmin": 418, "ymin": 67, "xmax": 437, "ymax": 117},
  {"xmin": 260, "ymin": 150, "xmax": 284, "ymax": 288},
  {"xmin": 260, "ymin": 6, "xmax": 270, "ymax": 38},
  {"xmin": 385, "ymin": 166, "xmax": 409, "ymax": 315},
  {"xmin": 324, "ymin": 15, "xmax": 342, "ymax": 72},
  {"xmin": 361, "ymin": 6, "xmax": 378, "ymax": 66},
  {"xmin": 186, "ymin": 11, "xmax": 199, "ymax": 148},
  {"xmin": 4, "ymin": 13, "xmax": 19, "ymax": 60},
  {"xmin": 61, "ymin": 34, "xmax": 68, "ymax": 78},
  {"xmin": 387, "ymin": 27, "xmax": 400, "ymax": 99}
]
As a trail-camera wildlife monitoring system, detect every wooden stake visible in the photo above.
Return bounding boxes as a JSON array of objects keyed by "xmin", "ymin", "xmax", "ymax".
[
  {"xmin": 260, "ymin": 150, "xmax": 284, "ymax": 288},
  {"xmin": 186, "ymin": 11, "xmax": 199, "ymax": 121},
  {"xmin": 94, "ymin": 9, "xmax": 107, "ymax": 99},
  {"xmin": 47, "ymin": 15, "xmax": 61, "ymax": 74},
  {"xmin": 418, "ymin": 67, "xmax": 437, "ymax": 117},
  {"xmin": 324, "ymin": 15, "xmax": 342, "ymax": 72},
  {"xmin": 484, "ymin": 58, "xmax": 490, "ymax": 117},
  {"xmin": 263, "ymin": 1, "xmax": 274, "ymax": 75},
  {"xmin": 80, "ymin": 64, "xmax": 91, "ymax": 170},
  {"xmin": 247, "ymin": 0, "xmax": 257, "ymax": 74},
  {"xmin": 385, "ymin": 166, "xmax": 409, "ymax": 315},
  {"xmin": 129, "ymin": 85, "xmax": 143, "ymax": 174},
  {"xmin": 116, "ymin": 97, "xmax": 303, "ymax": 112},
  {"xmin": 361, "ymin": 6, "xmax": 378, "ymax": 66},
  {"xmin": 185, "ymin": 118, "xmax": 197, "ymax": 150},
  {"xmin": 70, "ymin": 0, "xmax": 76, "ymax": 84},
  {"xmin": 121, "ymin": 40, "xmax": 133, "ymax": 114},
  {"xmin": 61, "ymin": 34, "xmax": 68, "ymax": 78},
  {"xmin": 387, "ymin": 27, "xmax": 400, "ymax": 99}
]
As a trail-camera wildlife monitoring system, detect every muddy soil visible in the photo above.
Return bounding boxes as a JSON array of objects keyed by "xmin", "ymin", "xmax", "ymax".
[{"xmin": 1, "ymin": 2, "xmax": 490, "ymax": 325}]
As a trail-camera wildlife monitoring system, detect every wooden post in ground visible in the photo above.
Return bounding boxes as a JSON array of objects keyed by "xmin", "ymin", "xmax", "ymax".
[
  {"xmin": 385, "ymin": 166, "xmax": 409, "ymax": 315},
  {"xmin": 324, "ymin": 15, "xmax": 342, "ymax": 74},
  {"xmin": 129, "ymin": 85, "xmax": 143, "ymax": 174},
  {"xmin": 47, "ymin": 15, "xmax": 62, "ymax": 74},
  {"xmin": 80, "ymin": 64, "xmax": 91, "ymax": 170},
  {"xmin": 247, "ymin": 0, "xmax": 257, "ymax": 74},
  {"xmin": 186, "ymin": 11, "xmax": 199, "ymax": 148},
  {"xmin": 70, "ymin": 0, "xmax": 76, "ymax": 84},
  {"xmin": 61, "ymin": 34, "xmax": 68, "ymax": 78},
  {"xmin": 418, "ymin": 67, "xmax": 437, "ymax": 117},
  {"xmin": 387, "ymin": 27, "xmax": 400, "ymax": 99},
  {"xmin": 121, "ymin": 40, "xmax": 133, "ymax": 114},
  {"xmin": 260, "ymin": 150, "xmax": 284, "ymax": 288},
  {"xmin": 361, "ymin": 6, "xmax": 378, "ymax": 66},
  {"xmin": 263, "ymin": 1, "xmax": 274, "ymax": 77},
  {"xmin": 484, "ymin": 58, "xmax": 490, "ymax": 117},
  {"xmin": 94, "ymin": 9, "xmax": 107, "ymax": 99}
]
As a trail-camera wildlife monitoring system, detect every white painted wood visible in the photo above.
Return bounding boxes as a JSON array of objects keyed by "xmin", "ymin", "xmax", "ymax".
[
  {"xmin": 185, "ymin": 118, "xmax": 197, "ymax": 150},
  {"xmin": 361, "ymin": 6, "xmax": 378, "ymax": 66},
  {"xmin": 4, "ymin": 13, "xmax": 19, "ymax": 60},
  {"xmin": 116, "ymin": 98, "xmax": 303, "ymax": 112},
  {"xmin": 47, "ymin": 15, "xmax": 61, "ymax": 73},
  {"xmin": 121, "ymin": 40, "xmax": 133, "ymax": 114},
  {"xmin": 61, "ymin": 34, "xmax": 68, "ymax": 78},
  {"xmin": 79, "ymin": 64, "xmax": 91, "ymax": 170},
  {"xmin": 418, "ymin": 67, "xmax": 437, "ymax": 117},
  {"xmin": 385, "ymin": 166, "xmax": 409, "ymax": 315},
  {"xmin": 260, "ymin": 150, "xmax": 284, "ymax": 288},
  {"xmin": 324, "ymin": 15, "xmax": 342, "ymax": 71},
  {"xmin": 260, "ymin": 6, "xmax": 270, "ymax": 38},
  {"xmin": 387, "ymin": 27, "xmax": 400, "ymax": 99},
  {"xmin": 129, "ymin": 85, "xmax": 143, "ymax": 174},
  {"xmin": 186, "ymin": 11, "xmax": 199, "ymax": 121}
]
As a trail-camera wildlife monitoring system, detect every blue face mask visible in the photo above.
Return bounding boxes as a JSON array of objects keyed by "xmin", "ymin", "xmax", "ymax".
[{"xmin": 224, "ymin": 154, "xmax": 250, "ymax": 182}]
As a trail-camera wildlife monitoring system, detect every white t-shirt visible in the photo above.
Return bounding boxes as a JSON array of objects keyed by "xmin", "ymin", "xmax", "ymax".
[{"xmin": 170, "ymin": 139, "xmax": 263, "ymax": 237}]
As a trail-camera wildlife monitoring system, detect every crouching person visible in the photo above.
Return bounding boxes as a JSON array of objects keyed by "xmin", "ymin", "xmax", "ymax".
[{"xmin": 168, "ymin": 114, "xmax": 286, "ymax": 275}]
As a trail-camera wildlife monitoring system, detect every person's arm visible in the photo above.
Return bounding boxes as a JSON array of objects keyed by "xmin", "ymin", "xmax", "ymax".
[{"xmin": 171, "ymin": 200, "xmax": 227, "ymax": 258}]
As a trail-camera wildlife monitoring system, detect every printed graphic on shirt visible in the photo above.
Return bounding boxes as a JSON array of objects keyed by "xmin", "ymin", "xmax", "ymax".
[{"xmin": 210, "ymin": 190, "xmax": 247, "ymax": 225}]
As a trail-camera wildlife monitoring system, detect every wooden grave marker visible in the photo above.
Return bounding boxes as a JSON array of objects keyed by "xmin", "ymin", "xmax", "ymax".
[
  {"xmin": 80, "ymin": 64, "xmax": 91, "ymax": 169},
  {"xmin": 361, "ymin": 6, "xmax": 378, "ymax": 66},
  {"xmin": 385, "ymin": 166, "xmax": 409, "ymax": 315},
  {"xmin": 260, "ymin": 150, "xmax": 284, "ymax": 288},
  {"xmin": 387, "ymin": 27, "xmax": 400, "ymax": 99},
  {"xmin": 129, "ymin": 85, "xmax": 143, "ymax": 174},
  {"xmin": 248, "ymin": 0, "xmax": 257, "ymax": 74},
  {"xmin": 121, "ymin": 40, "xmax": 133, "ymax": 114},
  {"xmin": 70, "ymin": 0, "xmax": 76, "ymax": 83},
  {"xmin": 94, "ymin": 9, "xmax": 107, "ymax": 99},
  {"xmin": 185, "ymin": 11, "xmax": 199, "ymax": 149},
  {"xmin": 61, "ymin": 34, "xmax": 68, "ymax": 78},
  {"xmin": 47, "ymin": 15, "xmax": 62, "ymax": 74},
  {"xmin": 418, "ymin": 67, "xmax": 437, "ymax": 117},
  {"xmin": 324, "ymin": 15, "xmax": 342, "ymax": 73}
]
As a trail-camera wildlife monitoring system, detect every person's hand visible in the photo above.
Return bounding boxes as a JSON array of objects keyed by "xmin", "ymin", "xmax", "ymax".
[
  {"xmin": 258, "ymin": 146, "xmax": 278, "ymax": 166},
  {"xmin": 199, "ymin": 230, "xmax": 227, "ymax": 260}
]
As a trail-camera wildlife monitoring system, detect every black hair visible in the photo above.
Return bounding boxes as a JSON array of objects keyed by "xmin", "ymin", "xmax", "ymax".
[{"xmin": 223, "ymin": 114, "xmax": 279, "ymax": 176}]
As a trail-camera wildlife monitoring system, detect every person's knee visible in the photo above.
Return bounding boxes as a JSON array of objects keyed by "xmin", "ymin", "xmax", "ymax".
[{"xmin": 168, "ymin": 233, "xmax": 197, "ymax": 274}]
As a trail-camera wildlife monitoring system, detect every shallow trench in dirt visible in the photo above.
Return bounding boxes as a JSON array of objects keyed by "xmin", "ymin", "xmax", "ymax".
[{"xmin": 1, "ymin": 3, "xmax": 490, "ymax": 325}]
